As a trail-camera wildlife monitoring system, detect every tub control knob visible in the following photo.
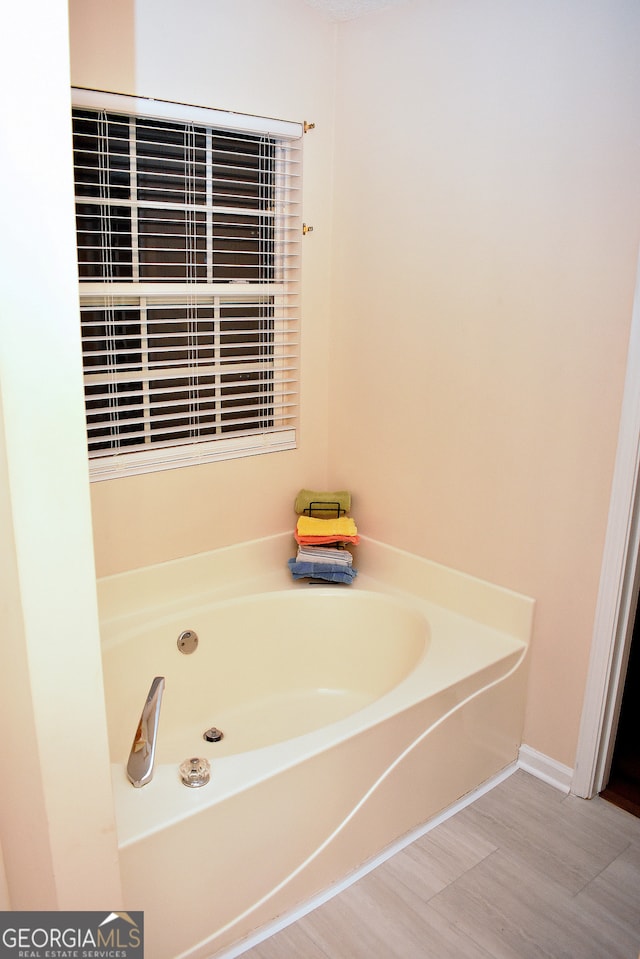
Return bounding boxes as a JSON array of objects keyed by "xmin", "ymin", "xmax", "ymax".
[{"xmin": 179, "ymin": 757, "xmax": 211, "ymax": 788}]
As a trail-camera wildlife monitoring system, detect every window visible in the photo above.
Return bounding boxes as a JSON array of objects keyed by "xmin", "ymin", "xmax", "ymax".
[{"xmin": 71, "ymin": 89, "xmax": 302, "ymax": 479}]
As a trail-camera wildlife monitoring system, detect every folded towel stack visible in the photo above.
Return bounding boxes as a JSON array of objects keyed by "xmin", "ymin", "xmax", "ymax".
[{"xmin": 288, "ymin": 489, "xmax": 360, "ymax": 585}]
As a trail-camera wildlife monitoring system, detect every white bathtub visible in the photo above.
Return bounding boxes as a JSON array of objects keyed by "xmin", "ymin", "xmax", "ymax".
[
  {"xmin": 103, "ymin": 590, "xmax": 429, "ymax": 764},
  {"xmin": 98, "ymin": 535, "xmax": 534, "ymax": 959}
]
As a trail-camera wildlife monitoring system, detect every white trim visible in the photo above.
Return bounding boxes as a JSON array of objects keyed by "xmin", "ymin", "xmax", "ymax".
[
  {"xmin": 89, "ymin": 429, "xmax": 296, "ymax": 481},
  {"xmin": 71, "ymin": 87, "xmax": 304, "ymax": 141},
  {"xmin": 518, "ymin": 744, "xmax": 573, "ymax": 795},
  {"xmin": 212, "ymin": 763, "xmax": 518, "ymax": 959},
  {"xmin": 572, "ymin": 247, "xmax": 640, "ymax": 799}
]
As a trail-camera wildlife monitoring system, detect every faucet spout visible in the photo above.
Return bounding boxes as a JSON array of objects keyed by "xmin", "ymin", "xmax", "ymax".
[{"xmin": 127, "ymin": 676, "xmax": 165, "ymax": 788}]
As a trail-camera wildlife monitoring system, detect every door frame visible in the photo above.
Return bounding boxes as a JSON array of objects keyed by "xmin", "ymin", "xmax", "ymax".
[{"xmin": 573, "ymin": 250, "xmax": 640, "ymax": 799}]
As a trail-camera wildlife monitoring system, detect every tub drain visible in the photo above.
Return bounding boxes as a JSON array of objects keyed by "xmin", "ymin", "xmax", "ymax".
[{"xmin": 203, "ymin": 727, "xmax": 224, "ymax": 743}]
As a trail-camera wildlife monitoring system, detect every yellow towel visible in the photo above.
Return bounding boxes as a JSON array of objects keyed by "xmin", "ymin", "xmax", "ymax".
[{"xmin": 296, "ymin": 515, "xmax": 358, "ymax": 537}]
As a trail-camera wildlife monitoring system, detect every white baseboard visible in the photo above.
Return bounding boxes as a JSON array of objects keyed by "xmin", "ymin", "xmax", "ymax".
[{"xmin": 518, "ymin": 744, "xmax": 573, "ymax": 794}]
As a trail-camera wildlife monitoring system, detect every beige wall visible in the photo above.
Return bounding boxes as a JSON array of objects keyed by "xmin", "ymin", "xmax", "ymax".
[
  {"xmin": 328, "ymin": 0, "xmax": 640, "ymax": 767},
  {"xmin": 69, "ymin": 0, "xmax": 640, "ymax": 770},
  {"xmin": 69, "ymin": 0, "xmax": 336, "ymax": 575}
]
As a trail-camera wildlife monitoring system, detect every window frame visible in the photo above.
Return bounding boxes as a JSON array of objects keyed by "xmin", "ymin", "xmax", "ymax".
[{"xmin": 71, "ymin": 88, "xmax": 303, "ymax": 481}]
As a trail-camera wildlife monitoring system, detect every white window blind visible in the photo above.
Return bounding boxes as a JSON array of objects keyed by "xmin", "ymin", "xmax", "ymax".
[{"xmin": 71, "ymin": 89, "xmax": 302, "ymax": 480}]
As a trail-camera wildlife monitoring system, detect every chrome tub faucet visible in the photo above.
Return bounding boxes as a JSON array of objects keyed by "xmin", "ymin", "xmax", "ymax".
[{"xmin": 127, "ymin": 676, "xmax": 165, "ymax": 788}]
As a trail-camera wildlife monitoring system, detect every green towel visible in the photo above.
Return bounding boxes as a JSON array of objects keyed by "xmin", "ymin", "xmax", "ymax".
[{"xmin": 294, "ymin": 488, "xmax": 352, "ymax": 517}]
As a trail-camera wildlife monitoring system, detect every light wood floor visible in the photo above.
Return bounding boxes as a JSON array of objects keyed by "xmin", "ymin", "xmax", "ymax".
[{"xmin": 240, "ymin": 770, "xmax": 640, "ymax": 959}]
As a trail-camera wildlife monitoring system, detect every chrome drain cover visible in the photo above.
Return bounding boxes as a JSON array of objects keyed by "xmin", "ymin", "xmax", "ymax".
[
  {"xmin": 177, "ymin": 629, "xmax": 198, "ymax": 654},
  {"xmin": 203, "ymin": 727, "xmax": 224, "ymax": 743}
]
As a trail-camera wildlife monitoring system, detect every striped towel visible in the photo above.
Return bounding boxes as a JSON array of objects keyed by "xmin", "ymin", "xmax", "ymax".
[{"xmin": 296, "ymin": 545, "xmax": 353, "ymax": 566}]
